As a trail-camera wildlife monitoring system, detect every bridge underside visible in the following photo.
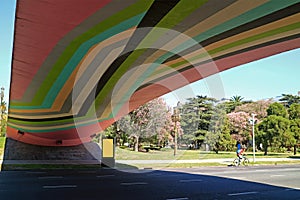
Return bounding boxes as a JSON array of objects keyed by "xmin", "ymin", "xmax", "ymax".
[{"xmin": 7, "ymin": 0, "xmax": 300, "ymax": 151}]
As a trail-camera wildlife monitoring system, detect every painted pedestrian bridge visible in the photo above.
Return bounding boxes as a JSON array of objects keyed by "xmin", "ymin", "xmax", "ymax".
[{"xmin": 7, "ymin": 0, "xmax": 300, "ymax": 148}]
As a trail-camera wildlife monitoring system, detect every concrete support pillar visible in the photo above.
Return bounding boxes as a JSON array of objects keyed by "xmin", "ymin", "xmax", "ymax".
[{"xmin": 2, "ymin": 138, "xmax": 102, "ymax": 169}]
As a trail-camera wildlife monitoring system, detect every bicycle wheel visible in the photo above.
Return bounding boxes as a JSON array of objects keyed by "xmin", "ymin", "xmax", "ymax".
[
  {"xmin": 243, "ymin": 158, "xmax": 250, "ymax": 166},
  {"xmin": 233, "ymin": 158, "xmax": 240, "ymax": 167}
]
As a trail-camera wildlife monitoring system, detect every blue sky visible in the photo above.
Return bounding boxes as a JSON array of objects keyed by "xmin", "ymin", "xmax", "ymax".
[
  {"xmin": 1, "ymin": 0, "xmax": 300, "ymax": 106},
  {"xmin": 164, "ymin": 47, "xmax": 300, "ymax": 107},
  {"xmin": 0, "ymin": 0, "xmax": 16, "ymax": 103}
]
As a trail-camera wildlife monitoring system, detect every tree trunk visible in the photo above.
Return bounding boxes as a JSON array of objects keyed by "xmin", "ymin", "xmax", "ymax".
[
  {"xmin": 134, "ymin": 136, "xmax": 139, "ymax": 152},
  {"xmin": 294, "ymin": 145, "xmax": 297, "ymax": 155},
  {"xmin": 264, "ymin": 145, "xmax": 268, "ymax": 155}
]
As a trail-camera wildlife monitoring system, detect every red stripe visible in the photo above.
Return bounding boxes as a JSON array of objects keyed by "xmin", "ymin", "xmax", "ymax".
[{"xmin": 11, "ymin": 0, "xmax": 111, "ymax": 100}]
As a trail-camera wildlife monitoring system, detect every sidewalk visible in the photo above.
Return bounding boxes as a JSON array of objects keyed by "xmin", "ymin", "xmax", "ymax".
[
  {"xmin": 117, "ymin": 157, "xmax": 300, "ymax": 165},
  {"xmin": 1, "ymin": 157, "xmax": 299, "ymax": 166}
]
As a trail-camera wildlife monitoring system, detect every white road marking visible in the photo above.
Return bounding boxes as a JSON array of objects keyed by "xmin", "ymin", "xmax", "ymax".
[
  {"xmin": 120, "ymin": 182, "xmax": 148, "ymax": 186},
  {"xmin": 25, "ymin": 172, "xmax": 46, "ymax": 174},
  {"xmin": 166, "ymin": 198, "xmax": 189, "ymax": 200},
  {"xmin": 230, "ymin": 177, "xmax": 247, "ymax": 180},
  {"xmin": 255, "ymin": 169, "xmax": 269, "ymax": 172},
  {"xmin": 284, "ymin": 188, "xmax": 300, "ymax": 191},
  {"xmin": 147, "ymin": 173, "xmax": 163, "ymax": 176},
  {"xmin": 179, "ymin": 179, "xmax": 202, "ymax": 183},
  {"xmin": 38, "ymin": 176, "xmax": 63, "ymax": 179},
  {"xmin": 228, "ymin": 191, "xmax": 258, "ymax": 196},
  {"xmin": 270, "ymin": 174, "xmax": 285, "ymax": 177},
  {"xmin": 81, "ymin": 171, "xmax": 96, "ymax": 174},
  {"xmin": 43, "ymin": 185, "xmax": 77, "ymax": 189},
  {"xmin": 285, "ymin": 188, "xmax": 295, "ymax": 191},
  {"xmin": 280, "ymin": 168, "xmax": 299, "ymax": 171},
  {"xmin": 96, "ymin": 175, "xmax": 115, "ymax": 178},
  {"xmin": 256, "ymin": 168, "xmax": 299, "ymax": 172}
]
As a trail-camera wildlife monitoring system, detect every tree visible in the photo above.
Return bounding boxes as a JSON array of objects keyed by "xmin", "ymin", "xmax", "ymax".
[
  {"xmin": 267, "ymin": 102, "xmax": 288, "ymax": 118},
  {"xmin": 290, "ymin": 119, "xmax": 300, "ymax": 155},
  {"xmin": 227, "ymin": 111, "xmax": 251, "ymax": 142},
  {"xmin": 180, "ymin": 95, "xmax": 215, "ymax": 149},
  {"xmin": 257, "ymin": 115, "xmax": 293, "ymax": 155},
  {"xmin": 279, "ymin": 94, "xmax": 300, "ymax": 107},
  {"xmin": 0, "ymin": 99, "xmax": 7, "ymax": 137},
  {"xmin": 288, "ymin": 103, "xmax": 300, "ymax": 120},
  {"xmin": 205, "ymin": 104, "xmax": 234, "ymax": 153},
  {"xmin": 117, "ymin": 98, "xmax": 173, "ymax": 151},
  {"xmin": 230, "ymin": 95, "xmax": 244, "ymax": 103},
  {"xmin": 221, "ymin": 96, "xmax": 245, "ymax": 113},
  {"xmin": 235, "ymin": 100, "xmax": 272, "ymax": 120}
]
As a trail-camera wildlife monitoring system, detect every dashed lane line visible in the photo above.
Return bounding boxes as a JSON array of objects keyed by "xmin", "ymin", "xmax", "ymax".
[
  {"xmin": 270, "ymin": 174, "xmax": 285, "ymax": 177},
  {"xmin": 179, "ymin": 179, "xmax": 202, "ymax": 183},
  {"xmin": 38, "ymin": 176, "xmax": 63, "ymax": 179},
  {"xmin": 43, "ymin": 185, "xmax": 77, "ymax": 189},
  {"xmin": 96, "ymin": 175, "xmax": 115, "ymax": 178},
  {"xmin": 228, "ymin": 191, "xmax": 258, "ymax": 196},
  {"xmin": 120, "ymin": 182, "xmax": 148, "ymax": 186}
]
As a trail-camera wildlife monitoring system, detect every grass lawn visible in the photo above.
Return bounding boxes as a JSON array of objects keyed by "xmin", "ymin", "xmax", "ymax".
[
  {"xmin": 1, "ymin": 143, "xmax": 299, "ymax": 170},
  {"xmin": 116, "ymin": 147, "xmax": 294, "ymax": 160},
  {"xmin": 0, "ymin": 137, "xmax": 5, "ymax": 157}
]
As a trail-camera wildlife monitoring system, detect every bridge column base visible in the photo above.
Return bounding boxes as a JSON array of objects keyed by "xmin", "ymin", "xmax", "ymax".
[{"xmin": 2, "ymin": 138, "xmax": 102, "ymax": 169}]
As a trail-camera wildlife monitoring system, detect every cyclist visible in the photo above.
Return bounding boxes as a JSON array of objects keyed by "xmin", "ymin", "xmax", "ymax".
[{"xmin": 236, "ymin": 141, "xmax": 245, "ymax": 160}]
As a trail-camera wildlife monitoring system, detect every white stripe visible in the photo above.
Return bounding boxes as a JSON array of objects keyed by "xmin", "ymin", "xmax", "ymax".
[
  {"xmin": 285, "ymin": 188, "xmax": 295, "ymax": 191},
  {"xmin": 179, "ymin": 179, "xmax": 202, "ymax": 183},
  {"xmin": 231, "ymin": 177, "xmax": 247, "ymax": 179},
  {"xmin": 166, "ymin": 198, "xmax": 189, "ymax": 200},
  {"xmin": 228, "ymin": 191, "xmax": 258, "ymax": 196},
  {"xmin": 38, "ymin": 176, "xmax": 63, "ymax": 179},
  {"xmin": 121, "ymin": 182, "xmax": 148, "ymax": 186},
  {"xmin": 96, "ymin": 175, "xmax": 115, "ymax": 178},
  {"xmin": 26, "ymin": 172, "xmax": 46, "ymax": 174},
  {"xmin": 285, "ymin": 188, "xmax": 300, "ymax": 191},
  {"xmin": 270, "ymin": 175, "xmax": 285, "ymax": 177},
  {"xmin": 147, "ymin": 173, "xmax": 163, "ymax": 176},
  {"xmin": 43, "ymin": 185, "xmax": 77, "ymax": 189}
]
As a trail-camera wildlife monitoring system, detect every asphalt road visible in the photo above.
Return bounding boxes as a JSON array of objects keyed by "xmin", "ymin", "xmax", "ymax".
[{"xmin": 0, "ymin": 165, "xmax": 300, "ymax": 200}]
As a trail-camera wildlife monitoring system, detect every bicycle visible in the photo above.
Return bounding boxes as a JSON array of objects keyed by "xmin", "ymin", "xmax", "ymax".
[{"xmin": 233, "ymin": 155, "xmax": 250, "ymax": 166}]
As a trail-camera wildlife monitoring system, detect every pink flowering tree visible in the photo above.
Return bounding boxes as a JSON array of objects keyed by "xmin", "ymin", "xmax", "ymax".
[
  {"xmin": 227, "ymin": 111, "xmax": 252, "ymax": 142},
  {"xmin": 117, "ymin": 98, "xmax": 178, "ymax": 151},
  {"xmin": 235, "ymin": 100, "xmax": 272, "ymax": 120}
]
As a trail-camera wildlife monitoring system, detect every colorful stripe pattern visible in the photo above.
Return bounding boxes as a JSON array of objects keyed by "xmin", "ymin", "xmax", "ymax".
[{"xmin": 8, "ymin": 0, "xmax": 300, "ymax": 146}]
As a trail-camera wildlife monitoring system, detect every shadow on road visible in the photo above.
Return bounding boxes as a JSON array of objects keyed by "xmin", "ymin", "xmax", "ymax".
[{"xmin": 0, "ymin": 165, "xmax": 300, "ymax": 200}]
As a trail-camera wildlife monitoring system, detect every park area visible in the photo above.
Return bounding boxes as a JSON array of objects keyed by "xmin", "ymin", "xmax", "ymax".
[
  {"xmin": 114, "ymin": 145, "xmax": 300, "ymax": 169},
  {"xmin": 0, "ymin": 137, "xmax": 5, "ymax": 158},
  {"xmin": 0, "ymin": 137, "xmax": 300, "ymax": 169}
]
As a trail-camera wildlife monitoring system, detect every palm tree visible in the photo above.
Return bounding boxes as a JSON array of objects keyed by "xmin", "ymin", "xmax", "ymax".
[
  {"xmin": 226, "ymin": 95, "xmax": 245, "ymax": 113},
  {"xmin": 279, "ymin": 94, "xmax": 300, "ymax": 107},
  {"xmin": 230, "ymin": 95, "xmax": 244, "ymax": 103}
]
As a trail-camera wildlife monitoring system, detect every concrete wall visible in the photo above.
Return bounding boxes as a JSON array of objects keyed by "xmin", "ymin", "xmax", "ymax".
[{"xmin": 3, "ymin": 138, "xmax": 101, "ymax": 161}]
